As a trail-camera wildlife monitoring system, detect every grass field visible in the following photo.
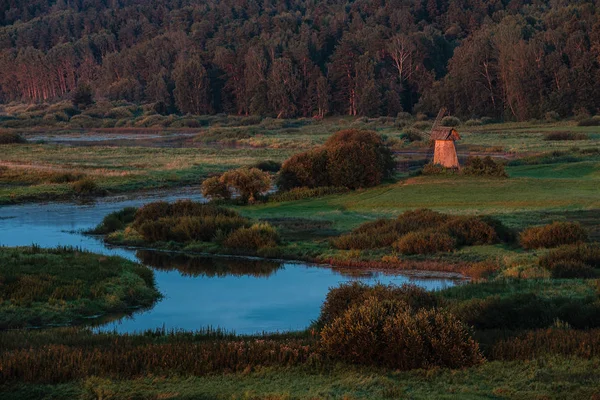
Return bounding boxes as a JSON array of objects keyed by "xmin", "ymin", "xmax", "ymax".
[
  {"xmin": 4, "ymin": 358, "xmax": 600, "ymax": 400},
  {"xmin": 2, "ymin": 115, "xmax": 600, "ymax": 399},
  {"xmin": 2, "ymin": 115, "xmax": 598, "ymax": 204}
]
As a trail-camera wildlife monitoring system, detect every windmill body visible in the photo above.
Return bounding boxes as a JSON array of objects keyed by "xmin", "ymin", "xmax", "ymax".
[{"xmin": 431, "ymin": 126, "xmax": 461, "ymax": 168}]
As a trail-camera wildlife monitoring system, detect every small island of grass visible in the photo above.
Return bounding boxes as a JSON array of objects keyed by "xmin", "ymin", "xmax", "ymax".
[{"xmin": 0, "ymin": 246, "xmax": 160, "ymax": 329}]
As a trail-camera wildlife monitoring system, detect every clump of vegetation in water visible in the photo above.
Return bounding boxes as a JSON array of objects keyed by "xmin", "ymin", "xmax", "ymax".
[
  {"xmin": 98, "ymin": 200, "xmax": 280, "ymax": 254},
  {"xmin": 0, "ymin": 246, "xmax": 160, "ymax": 329},
  {"xmin": 277, "ymin": 129, "xmax": 395, "ymax": 190},
  {"xmin": 88, "ymin": 207, "xmax": 137, "ymax": 235}
]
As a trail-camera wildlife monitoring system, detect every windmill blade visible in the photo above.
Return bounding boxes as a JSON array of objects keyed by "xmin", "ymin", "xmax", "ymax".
[{"xmin": 422, "ymin": 107, "xmax": 447, "ymax": 141}]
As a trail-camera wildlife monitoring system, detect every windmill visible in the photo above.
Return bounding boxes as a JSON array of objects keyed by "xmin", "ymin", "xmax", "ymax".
[{"xmin": 423, "ymin": 108, "xmax": 461, "ymax": 169}]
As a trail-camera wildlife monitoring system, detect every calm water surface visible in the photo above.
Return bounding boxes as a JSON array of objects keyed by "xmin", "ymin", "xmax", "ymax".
[{"xmin": 0, "ymin": 191, "xmax": 457, "ymax": 334}]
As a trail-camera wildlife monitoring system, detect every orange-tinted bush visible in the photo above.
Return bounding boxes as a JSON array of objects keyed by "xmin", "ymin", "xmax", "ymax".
[
  {"xmin": 318, "ymin": 282, "xmax": 439, "ymax": 325},
  {"xmin": 320, "ymin": 297, "xmax": 483, "ymax": 370},
  {"xmin": 223, "ymin": 223, "xmax": 280, "ymax": 251},
  {"xmin": 443, "ymin": 217, "xmax": 497, "ymax": 246},
  {"xmin": 393, "ymin": 231, "xmax": 456, "ymax": 254},
  {"xmin": 520, "ymin": 222, "xmax": 588, "ymax": 249}
]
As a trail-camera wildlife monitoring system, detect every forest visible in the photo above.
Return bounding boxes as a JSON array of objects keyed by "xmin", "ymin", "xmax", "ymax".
[{"xmin": 1, "ymin": 0, "xmax": 600, "ymax": 120}]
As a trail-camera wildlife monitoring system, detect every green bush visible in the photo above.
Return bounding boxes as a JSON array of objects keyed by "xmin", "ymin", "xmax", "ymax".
[
  {"xmin": 0, "ymin": 131, "xmax": 26, "ymax": 144},
  {"xmin": 49, "ymin": 173, "xmax": 85, "ymax": 183},
  {"xmin": 201, "ymin": 176, "xmax": 232, "ymax": 200},
  {"xmin": 544, "ymin": 132, "xmax": 589, "ymax": 141},
  {"xmin": 131, "ymin": 200, "xmax": 249, "ymax": 243},
  {"xmin": 393, "ymin": 230, "xmax": 456, "ymax": 254},
  {"xmin": 277, "ymin": 149, "xmax": 330, "ymax": 190},
  {"xmin": 223, "ymin": 223, "xmax": 280, "ymax": 251},
  {"xmin": 319, "ymin": 282, "xmax": 439, "ymax": 325},
  {"xmin": 577, "ymin": 116, "xmax": 600, "ymax": 126},
  {"xmin": 400, "ymin": 128, "xmax": 422, "ymax": 142},
  {"xmin": 71, "ymin": 178, "xmax": 100, "ymax": 195},
  {"xmin": 220, "ymin": 167, "xmax": 271, "ymax": 203},
  {"xmin": 332, "ymin": 209, "xmax": 504, "ymax": 251},
  {"xmin": 462, "ymin": 156, "xmax": 507, "ymax": 177},
  {"xmin": 252, "ymin": 160, "xmax": 281, "ymax": 172},
  {"xmin": 90, "ymin": 207, "xmax": 138, "ymax": 235},
  {"xmin": 441, "ymin": 116, "xmax": 461, "ymax": 126},
  {"xmin": 277, "ymin": 129, "xmax": 395, "ymax": 191},
  {"xmin": 442, "ymin": 217, "xmax": 498, "ymax": 246},
  {"xmin": 320, "ymin": 297, "xmax": 483, "ymax": 370},
  {"xmin": 520, "ymin": 222, "xmax": 588, "ymax": 249},
  {"xmin": 545, "ymin": 261, "xmax": 596, "ymax": 278},
  {"xmin": 464, "ymin": 119, "xmax": 483, "ymax": 126},
  {"xmin": 539, "ymin": 244, "xmax": 600, "ymax": 271}
]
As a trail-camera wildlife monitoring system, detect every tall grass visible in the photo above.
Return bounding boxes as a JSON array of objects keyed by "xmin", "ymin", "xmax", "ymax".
[{"xmin": 0, "ymin": 247, "xmax": 159, "ymax": 329}]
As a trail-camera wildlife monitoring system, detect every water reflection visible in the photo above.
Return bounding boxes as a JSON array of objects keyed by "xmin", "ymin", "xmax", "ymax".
[{"xmin": 136, "ymin": 250, "xmax": 283, "ymax": 278}]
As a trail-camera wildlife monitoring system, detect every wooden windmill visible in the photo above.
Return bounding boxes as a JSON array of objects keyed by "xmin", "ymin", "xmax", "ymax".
[{"xmin": 424, "ymin": 108, "xmax": 461, "ymax": 169}]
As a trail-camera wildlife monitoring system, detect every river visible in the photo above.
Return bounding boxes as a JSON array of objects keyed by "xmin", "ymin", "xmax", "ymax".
[{"xmin": 0, "ymin": 190, "xmax": 457, "ymax": 334}]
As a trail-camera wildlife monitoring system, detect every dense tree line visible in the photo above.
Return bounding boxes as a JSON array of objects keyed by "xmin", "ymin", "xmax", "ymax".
[{"xmin": 1, "ymin": 0, "xmax": 600, "ymax": 120}]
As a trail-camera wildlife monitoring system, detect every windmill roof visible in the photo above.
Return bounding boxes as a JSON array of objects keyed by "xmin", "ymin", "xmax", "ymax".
[{"xmin": 430, "ymin": 126, "xmax": 461, "ymax": 141}]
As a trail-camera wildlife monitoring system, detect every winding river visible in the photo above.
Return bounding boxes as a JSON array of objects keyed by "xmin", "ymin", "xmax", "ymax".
[{"xmin": 0, "ymin": 190, "xmax": 457, "ymax": 334}]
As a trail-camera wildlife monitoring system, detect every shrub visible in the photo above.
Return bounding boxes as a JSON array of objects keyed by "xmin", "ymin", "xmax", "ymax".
[
  {"xmin": 252, "ymin": 160, "xmax": 281, "ymax": 172},
  {"xmin": 421, "ymin": 163, "xmax": 449, "ymax": 175},
  {"xmin": 412, "ymin": 121, "xmax": 432, "ymax": 130},
  {"xmin": 544, "ymin": 132, "xmax": 589, "ymax": 141},
  {"xmin": 400, "ymin": 128, "xmax": 422, "ymax": 142},
  {"xmin": 442, "ymin": 217, "xmax": 497, "ymax": 246},
  {"xmin": 464, "ymin": 119, "xmax": 483, "ymax": 126},
  {"xmin": 90, "ymin": 207, "xmax": 137, "ymax": 235},
  {"xmin": 201, "ymin": 176, "xmax": 232, "ymax": 200},
  {"xmin": 332, "ymin": 209, "xmax": 451, "ymax": 250},
  {"xmin": 130, "ymin": 201, "xmax": 250, "ymax": 242},
  {"xmin": 462, "ymin": 156, "xmax": 507, "ymax": 177},
  {"xmin": 277, "ymin": 149, "xmax": 330, "ymax": 190},
  {"xmin": 539, "ymin": 244, "xmax": 600, "ymax": 270},
  {"xmin": 72, "ymin": 83, "xmax": 94, "ymax": 108},
  {"xmin": 577, "ymin": 116, "xmax": 600, "ymax": 126},
  {"xmin": 320, "ymin": 297, "xmax": 483, "ymax": 370},
  {"xmin": 319, "ymin": 282, "xmax": 439, "ymax": 325},
  {"xmin": 544, "ymin": 111, "xmax": 560, "ymax": 122},
  {"xmin": 326, "ymin": 141, "xmax": 387, "ymax": 189},
  {"xmin": 223, "ymin": 223, "xmax": 280, "ymax": 251},
  {"xmin": 49, "ymin": 172, "xmax": 85, "ymax": 183},
  {"xmin": 393, "ymin": 231, "xmax": 456, "ymax": 254},
  {"xmin": 0, "ymin": 131, "xmax": 26, "ymax": 144},
  {"xmin": 441, "ymin": 116, "xmax": 461, "ymax": 126},
  {"xmin": 545, "ymin": 261, "xmax": 596, "ymax": 278},
  {"xmin": 71, "ymin": 178, "xmax": 100, "ymax": 195},
  {"xmin": 220, "ymin": 167, "xmax": 271, "ymax": 203},
  {"xmin": 278, "ymin": 129, "xmax": 395, "ymax": 191},
  {"xmin": 519, "ymin": 222, "xmax": 588, "ymax": 249}
]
